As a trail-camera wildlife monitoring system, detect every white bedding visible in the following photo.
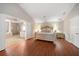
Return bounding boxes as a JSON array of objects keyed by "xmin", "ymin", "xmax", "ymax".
[{"xmin": 35, "ymin": 32, "xmax": 56, "ymax": 41}]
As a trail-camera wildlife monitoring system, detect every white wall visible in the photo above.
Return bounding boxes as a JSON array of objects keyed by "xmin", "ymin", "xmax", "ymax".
[
  {"xmin": 0, "ymin": 14, "xmax": 7, "ymax": 51},
  {"xmin": 0, "ymin": 3, "xmax": 34, "ymax": 40},
  {"xmin": 64, "ymin": 4, "xmax": 79, "ymax": 48},
  {"xmin": 70, "ymin": 15, "xmax": 79, "ymax": 48},
  {"xmin": 20, "ymin": 21, "xmax": 33, "ymax": 39},
  {"xmin": 26, "ymin": 22, "xmax": 33, "ymax": 39},
  {"xmin": 0, "ymin": 3, "xmax": 34, "ymax": 23}
]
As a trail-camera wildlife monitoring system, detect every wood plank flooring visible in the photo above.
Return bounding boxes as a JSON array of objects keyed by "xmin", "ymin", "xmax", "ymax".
[{"xmin": 0, "ymin": 38, "xmax": 79, "ymax": 56}]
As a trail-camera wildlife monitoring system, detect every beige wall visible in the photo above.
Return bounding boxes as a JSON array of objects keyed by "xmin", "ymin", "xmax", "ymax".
[{"xmin": 33, "ymin": 21, "xmax": 64, "ymax": 32}]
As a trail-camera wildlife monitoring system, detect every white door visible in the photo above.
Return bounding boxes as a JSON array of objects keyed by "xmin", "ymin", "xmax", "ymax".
[{"xmin": 70, "ymin": 16, "xmax": 79, "ymax": 48}]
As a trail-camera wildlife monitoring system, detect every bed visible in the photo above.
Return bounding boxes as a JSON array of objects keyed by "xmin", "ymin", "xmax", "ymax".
[
  {"xmin": 35, "ymin": 32, "xmax": 56, "ymax": 41},
  {"xmin": 34, "ymin": 24, "xmax": 56, "ymax": 42}
]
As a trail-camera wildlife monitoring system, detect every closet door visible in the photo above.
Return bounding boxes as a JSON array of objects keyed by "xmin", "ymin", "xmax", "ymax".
[{"xmin": 70, "ymin": 16, "xmax": 79, "ymax": 48}]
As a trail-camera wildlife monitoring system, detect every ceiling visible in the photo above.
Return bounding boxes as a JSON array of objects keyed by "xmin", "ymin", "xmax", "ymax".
[{"xmin": 19, "ymin": 3, "xmax": 75, "ymax": 23}]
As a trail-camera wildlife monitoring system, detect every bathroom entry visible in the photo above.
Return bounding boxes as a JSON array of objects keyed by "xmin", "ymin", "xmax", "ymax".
[
  {"xmin": 11, "ymin": 22, "xmax": 20, "ymax": 35},
  {"xmin": 5, "ymin": 17, "xmax": 26, "ymax": 47}
]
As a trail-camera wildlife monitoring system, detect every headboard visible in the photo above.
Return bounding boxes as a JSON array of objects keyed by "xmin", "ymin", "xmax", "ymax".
[{"xmin": 41, "ymin": 25, "xmax": 53, "ymax": 32}]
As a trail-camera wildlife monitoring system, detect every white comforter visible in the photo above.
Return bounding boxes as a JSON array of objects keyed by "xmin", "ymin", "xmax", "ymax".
[{"xmin": 35, "ymin": 32, "xmax": 56, "ymax": 41}]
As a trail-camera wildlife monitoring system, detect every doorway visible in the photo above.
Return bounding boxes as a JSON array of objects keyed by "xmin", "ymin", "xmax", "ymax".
[{"xmin": 5, "ymin": 18, "xmax": 26, "ymax": 47}]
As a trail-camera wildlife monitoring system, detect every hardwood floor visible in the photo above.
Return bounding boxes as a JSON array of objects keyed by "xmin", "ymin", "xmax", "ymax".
[{"xmin": 0, "ymin": 38, "xmax": 79, "ymax": 56}]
